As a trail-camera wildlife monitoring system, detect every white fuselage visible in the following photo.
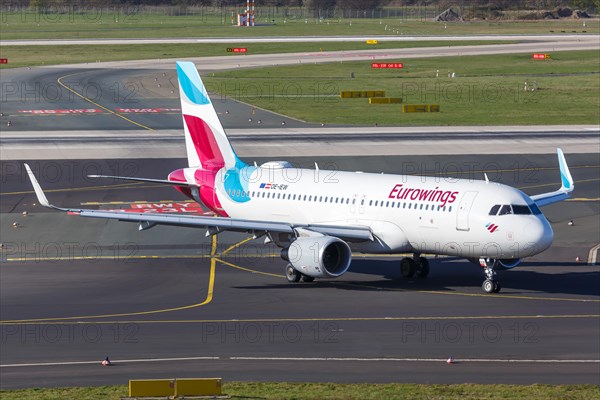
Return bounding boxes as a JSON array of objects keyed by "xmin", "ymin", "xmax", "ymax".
[{"xmin": 209, "ymin": 163, "xmax": 553, "ymax": 260}]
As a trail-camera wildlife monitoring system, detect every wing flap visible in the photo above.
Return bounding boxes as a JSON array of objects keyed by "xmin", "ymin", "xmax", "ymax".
[{"xmin": 79, "ymin": 209, "xmax": 294, "ymax": 233}]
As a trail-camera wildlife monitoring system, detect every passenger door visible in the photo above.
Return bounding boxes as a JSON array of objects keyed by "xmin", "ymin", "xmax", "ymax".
[{"xmin": 456, "ymin": 191, "xmax": 478, "ymax": 231}]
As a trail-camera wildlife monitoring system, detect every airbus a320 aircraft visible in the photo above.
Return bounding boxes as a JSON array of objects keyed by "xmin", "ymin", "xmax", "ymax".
[{"xmin": 26, "ymin": 61, "xmax": 575, "ymax": 294}]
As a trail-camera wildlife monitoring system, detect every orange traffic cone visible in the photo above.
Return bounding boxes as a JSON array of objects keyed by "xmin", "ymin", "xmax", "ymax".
[
  {"xmin": 446, "ymin": 356, "xmax": 455, "ymax": 364},
  {"xmin": 101, "ymin": 356, "xmax": 112, "ymax": 366}
]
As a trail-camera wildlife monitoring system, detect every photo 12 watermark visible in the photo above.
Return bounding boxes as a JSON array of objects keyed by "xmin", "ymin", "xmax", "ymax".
[{"xmin": 1, "ymin": 323, "xmax": 140, "ymax": 345}]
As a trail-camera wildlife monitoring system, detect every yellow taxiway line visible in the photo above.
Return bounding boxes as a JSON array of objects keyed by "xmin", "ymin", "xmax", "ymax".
[{"xmin": 56, "ymin": 71, "xmax": 153, "ymax": 131}]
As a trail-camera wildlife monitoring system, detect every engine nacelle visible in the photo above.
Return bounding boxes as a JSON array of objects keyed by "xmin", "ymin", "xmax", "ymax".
[
  {"xmin": 281, "ymin": 236, "xmax": 352, "ymax": 278},
  {"xmin": 497, "ymin": 258, "xmax": 522, "ymax": 270}
]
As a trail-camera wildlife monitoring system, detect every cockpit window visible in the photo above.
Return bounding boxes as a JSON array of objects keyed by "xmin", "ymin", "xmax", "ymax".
[
  {"xmin": 492, "ymin": 204, "xmax": 539, "ymax": 216},
  {"xmin": 529, "ymin": 203, "xmax": 542, "ymax": 215},
  {"xmin": 489, "ymin": 205, "xmax": 501, "ymax": 215},
  {"xmin": 498, "ymin": 205, "xmax": 513, "ymax": 215},
  {"xmin": 512, "ymin": 205, "xmax": 532, "ymax": 215}
]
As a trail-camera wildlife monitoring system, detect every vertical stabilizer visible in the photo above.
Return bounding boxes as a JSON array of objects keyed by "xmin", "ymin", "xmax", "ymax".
[{"xmin": 176, "ymin": 61, "xmax": 240, "ymax": 170}]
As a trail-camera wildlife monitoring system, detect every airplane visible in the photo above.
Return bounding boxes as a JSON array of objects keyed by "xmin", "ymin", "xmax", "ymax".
[{"xmin": 25, "ymin": 61, "xmax": 575, "ymax": 294}]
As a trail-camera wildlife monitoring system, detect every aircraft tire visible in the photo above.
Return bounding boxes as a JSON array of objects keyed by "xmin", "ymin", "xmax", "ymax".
[
  {"xmin": 417, "ymin": 257, "xmax": 430, "ymax": 278},
  {"xmin": 482, "ymin": 279, "xmax": 495, "ymax": 293},
  {"xmin": 286, "ymin": 264, "xmax": 301, "ymax": 283},
  {"xmin": 493, "ymin": 281, "xmax": 502, "ymax": 293},
  {"xmin": 400, "ymin": 258, "xmax": 416, "ymax": 278}
]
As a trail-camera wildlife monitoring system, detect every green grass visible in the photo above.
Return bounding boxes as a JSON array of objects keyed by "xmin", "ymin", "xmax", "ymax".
[
  {"xmin": 0, "ymin": 40, "xmax": 513, "ymax": 69},
  {"xmin": 203, "ymin": 50, "xmax": 600, "ymax": 126},
  {"xmin": 1, "ymin": 383, "xmax": 599, "ymax": 400},
  {"xmin": 0, "ymin": 11, "xmax": 597, "ymax": 40}
]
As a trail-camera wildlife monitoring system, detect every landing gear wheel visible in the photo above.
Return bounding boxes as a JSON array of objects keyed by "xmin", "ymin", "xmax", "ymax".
[
  {"xmin": 480, "ymin": 258, "xmax": 502, "ymax": 294},
  {"xmin": 417, "ymin": 257, "xmax": 430, "ymax": 278},
  {"xmin": 482, "ymin": 279, "xmax": 495, "ymax": 294},
  {"xmin": 285, "ymin": 264, "xmax": 301, "ymax": 283},
  {"xmin": 301, "ymin": 275, "xmax": 315, "ymax": 283},
  {"xmin": 492, "ymin": 281, "xmax": 502, "ymax": 293},
  {"xmin": 400, "ymin": 258, "xmax": 416, "ymax": 278}
]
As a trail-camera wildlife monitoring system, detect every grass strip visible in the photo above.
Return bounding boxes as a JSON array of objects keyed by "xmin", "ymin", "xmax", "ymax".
[
  {"xmin": 203, "ymin": 50, "xmax": 600, "ymax": 126},
  {"xmin": 1, "ymin": 12, "xmax": 598, "ymax": 40},
  {"xmin": 1, "ymin": 382, "xmax": 599, "ymax": 400}
]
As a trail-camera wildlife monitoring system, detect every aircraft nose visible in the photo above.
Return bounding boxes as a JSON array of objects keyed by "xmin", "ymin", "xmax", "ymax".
[{"xmin": 524, "ymin": 217, "xmax": 554, "ymax": 255}]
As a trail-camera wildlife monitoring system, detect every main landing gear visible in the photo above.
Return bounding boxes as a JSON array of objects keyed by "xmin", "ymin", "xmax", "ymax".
[
  {"xmin": 480, "ymin": 258, "xmax": 501, "ymax": 294},
  {"xmin": 400, "ymin": 254, "xmax": 430, "ymax": 279},
  {"xmin": 285, "ymin": 264, "xmax": 315, "ymax": 283}
]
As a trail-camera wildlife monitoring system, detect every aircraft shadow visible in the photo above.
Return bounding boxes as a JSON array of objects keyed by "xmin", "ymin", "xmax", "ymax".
[{"xmin": 234, "ymin": 258, "xmax": 600, "ymax": 297}]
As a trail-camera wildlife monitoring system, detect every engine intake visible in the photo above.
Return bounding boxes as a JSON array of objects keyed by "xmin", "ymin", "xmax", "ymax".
[{"xmin": 281, "ymin": 236, "xmax": 352, "ymax": 278}]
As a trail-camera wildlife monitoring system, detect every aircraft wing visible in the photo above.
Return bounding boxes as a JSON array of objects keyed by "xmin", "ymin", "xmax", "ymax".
[
  {"xmin": 87, "ymin": 174, "xmax": 196, "ymax": 187},
  {"xmin": 530, "ymin": 148, "xmax": 575, "ymax": 207},
  {"xmin": 25, "ymin": 164, "xmax": 373, "ymax": 242}
]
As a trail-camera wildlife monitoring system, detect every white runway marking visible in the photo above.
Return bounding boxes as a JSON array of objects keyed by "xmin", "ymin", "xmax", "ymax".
[
  {"xmin": 3, "ymin": 356, "xmax": 598, "ymax": 368},
  {"xmin": 0, "ymin": 356, "xmax": 219, "ymax": 368},
  {"xmin": 229, "ymin": 356, "xmax": 600, "ymax": 363}
]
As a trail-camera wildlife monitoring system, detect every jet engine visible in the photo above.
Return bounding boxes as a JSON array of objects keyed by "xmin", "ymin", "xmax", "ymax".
[{"xmin": 281, "ymin": 236, "xmax": 352, "ymax": 278}]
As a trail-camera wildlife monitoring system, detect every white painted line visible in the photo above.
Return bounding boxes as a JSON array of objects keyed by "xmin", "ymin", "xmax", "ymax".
[
  {"xmin": 229, "ymin": 356, "xmax": 600, "ymax": 363},
  {"xmin": 588, "ymin": 243, "xmax": 600, "ymax": 265},
  {"xmin": 0, "ymin": 356, "xmax": 219, "ymax": 368},
  {"xmin": 4, "ymin": 355, "xmax": 599, "ymax": 368}
]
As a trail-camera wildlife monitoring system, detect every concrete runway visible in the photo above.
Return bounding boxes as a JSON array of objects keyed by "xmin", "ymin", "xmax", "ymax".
[
  {"xmin": 2, "ymin": 34, "xmax": 596, "ymax": 46},
  {"xmin": 1, "ymin": 155, "xmax": 598, "ymax": 389}
]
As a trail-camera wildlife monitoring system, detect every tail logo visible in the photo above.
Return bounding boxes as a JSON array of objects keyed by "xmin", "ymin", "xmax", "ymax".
[{"xmin": 183, "ymin": 114, "xmax": 225, "ymax": 170}]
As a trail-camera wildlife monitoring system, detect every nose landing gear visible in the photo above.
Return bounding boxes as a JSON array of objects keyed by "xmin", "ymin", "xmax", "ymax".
[{"xmin": 480, "ymin": 258, "xmax": 502, "ymax": 293}]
